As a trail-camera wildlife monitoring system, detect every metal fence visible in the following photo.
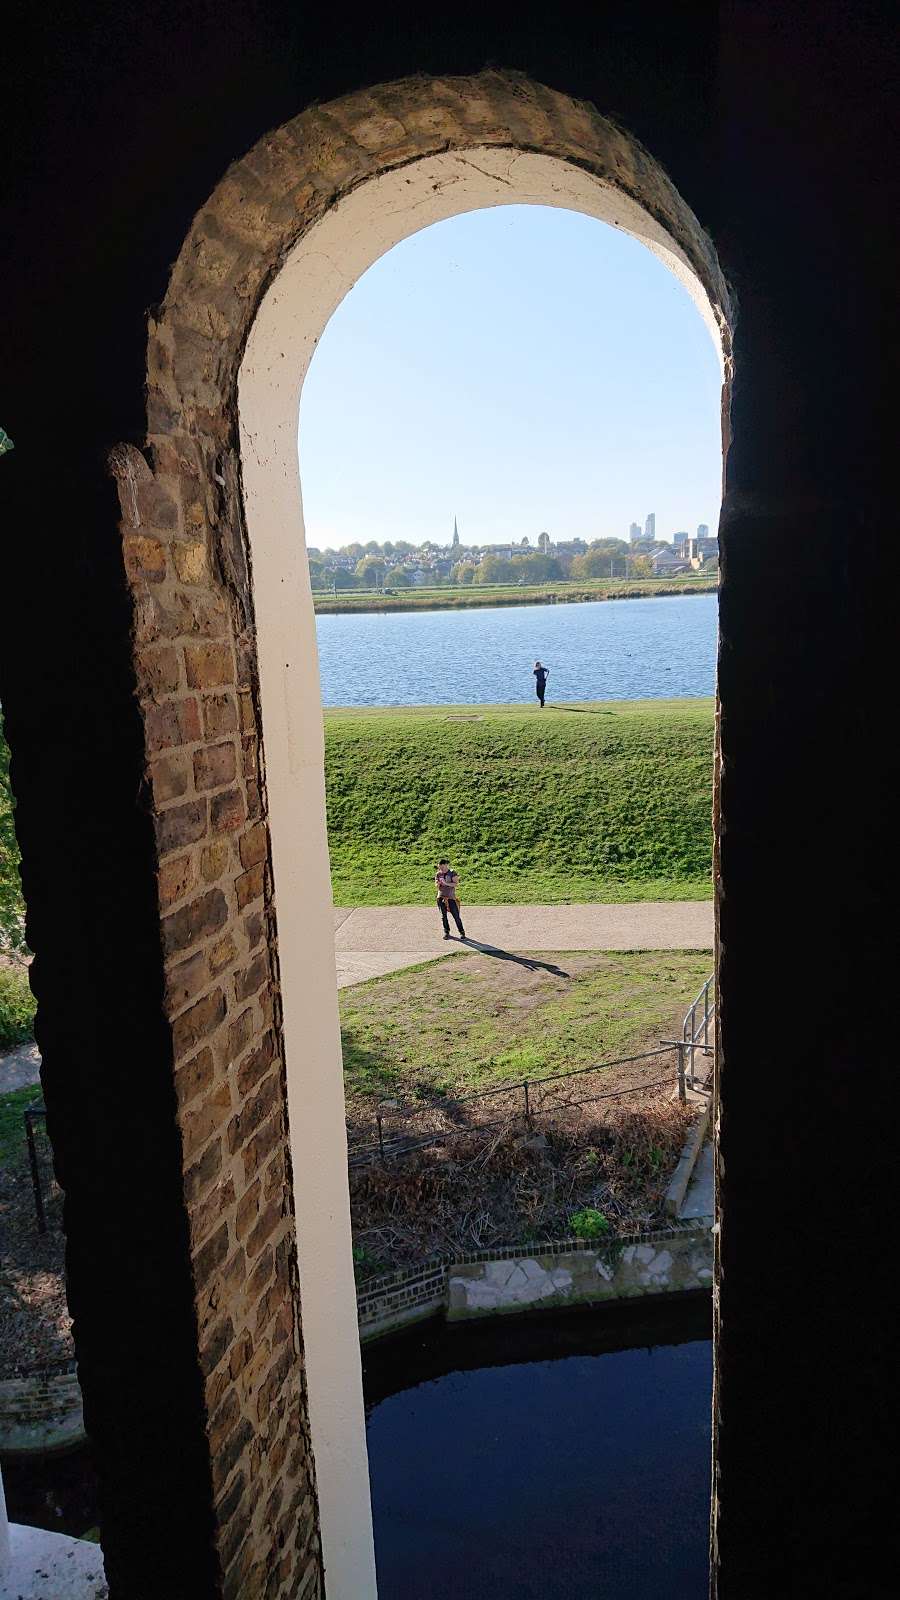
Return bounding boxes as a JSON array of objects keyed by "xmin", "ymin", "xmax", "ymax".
[
  {"xmin": 16, "ymin": 978, "xmax": 717, "ymax": 1221},
  {"xmin": 348, "ymin": 1044, "xmax": 678, "ymax": 1170},
  {"xmin": 681, "ymin": 974, "xmax": 715, "ymax": 1091}
]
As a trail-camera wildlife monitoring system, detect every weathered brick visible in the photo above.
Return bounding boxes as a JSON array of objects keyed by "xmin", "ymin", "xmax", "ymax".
[
  {"xmin": 209, "ymin": 933, "xmax": 237, "ymax": 976},
  {"xmin": 211, "ymin": 787, "xmax": 245, "ymax": 834},
  {"xmin": 246, "ymin": 1245, "xmax": 274, "ymax": 1304},
  {"xmin": 158, "ymin": 851, "xmax": 195, "ymax": 909},
  {"xmin": 172, "ymin": 539, "xmax": 209, "ymax": 584},
  {"xmin": 156, "ymin": 798, "xmax": 207, "ymax": 855},
  {"xmin": 194, "ymin": 1220, "xmax": 230, "ymax": 1292},
  {"xmin": 135, "ymin": 478, "xmax": 179, "ymax": 531},
  {"xmin": 242, "ymin": 1110, "xmax": 282, "ymax": 1181},
  {"xmin": 238, "ymin": 822, "xmax": 267, "ymax": 869},
  {"xmin": 194, "ymin": 741, "xmax": 237, "ymax": 792},
  {"xmin": 201, "ymin": 838, "xmax": 232, "ymax": 881},
  {"xmin": 227, "ymin": 1007, "xmax": 255, "ymax": 1059},
  {"xmin": 162, "ymin": 887, "xmax": 228, "ymax": 956},
  {"xmin": 228, "ymin": 1074, "xmax": 279, "ymax": 1157},
  {"xmin": 137, "ymin": 644, "xmax": 181, "ymax": 695},
  {"xmin": 174, "ymin": 1045, "xmax": 216, "ymax": 1110},
  {"xmin": 172, "ymin": 988, "xmax": 226, "ymax": 1056},
  {"xmin": 150, "ymin": 752, "xmax": 189, "ymax": 804},
  {"xmin": 185, "ymin": 640, "xmax": 234, "ymax": 689},
  {"xmin": 245, "ymin": 779, "xmax": 261, "ymax": 821},
  {"xmin": 166, "ymin": 949, "xmax": 208, "ymax": 1013},
  {"xmin": 235, "ymin": 1177, "xmax": 261, "ymax": 1241},
  {"xmin": 184, "ymin": 1136, "xmax": 222, "ymax": 1204},
  {"xmin": 182, "ymin": 1078, "xmax": 233, "ymax": 1160},
  {"xmin": 255, "ymin": 1346, "xmax": 292, "ymax": 1423},
  {"xmin": 236, "ymin": 1032, "xmax": 274, "ymax": 1097},
  {"xmin": 145, "ymin": 696, "xmax": 201, "ymax": 753},
  {"xmin": 124, "ymin": 533, "xmax": 167, "ymax": 582},
  {"xmin": 241, "ymin": 736, "xmax": 257, "ymax": 779},
  {"xmin": 190, "ymin": 1173, "xmax": 236, "ymax": 1249},
  {"xmin": 173, "ymin": 589, "xmax": 229, "ymax": 639},
  {"xmin": 200, "ymin": 1315, "xmax": 235, "ymax": 1378},
  {"xmin": 203, "ymin": 692, "xmax": 238, "ymax": 739},
  {"xmin": 262, "ymin": 1148, "xmax": 285, "ymax": 1202},
  {"xmin": 212, "ymin": 1413, "xmax": 254, "ymax": 1497},
  {"xmin": 209, "ymin": 1388, "xmax": 241, "ymax": 1453},
  {"xmin": 228, "ymin": 1331, "xmax": 254, "ymax": 1382},
  {"xmin": 238, "ymin": 691, "xmax": 256, "ymax": 733},
  {"xmin": 246, "ymin": 1197, "xmax": 283, "ymax": 1261},
  {"xmin": 234, "ymin": 952, "xmax": 267, "ymax": 1005},
  {"xmin": 236, "ymin": 862, "xmax": 264, "ymax": 909}
]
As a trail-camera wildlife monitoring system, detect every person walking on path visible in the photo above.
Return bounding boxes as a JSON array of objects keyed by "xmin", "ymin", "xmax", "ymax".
[
  {"xmin": 435, "ymin": 859, "xmax": 466, "ymax": 940},
  {"xmin": 533, "ymin": 660, "xmax": 549, "ymax": 707}
]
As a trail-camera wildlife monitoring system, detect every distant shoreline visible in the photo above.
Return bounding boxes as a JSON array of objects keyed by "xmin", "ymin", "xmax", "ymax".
[{"xmin": 313, "ymin": 578, "xmax": 718, "ymax": 616}]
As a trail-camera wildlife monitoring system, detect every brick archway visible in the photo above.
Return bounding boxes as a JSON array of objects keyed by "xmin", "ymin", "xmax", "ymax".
[{"xmin": 109, "ymin": 71, "xmax": 732, "ymax": 1599}]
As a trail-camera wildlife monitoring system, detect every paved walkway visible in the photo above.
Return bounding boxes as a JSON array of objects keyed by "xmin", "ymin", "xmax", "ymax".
[
  {"xmin": 680, "ymin": 1139, "xmax": 715, "ymax": 1220},
  {"xmin": 334, "ymin": 901, "xmax": 713, "ymax": 987}
]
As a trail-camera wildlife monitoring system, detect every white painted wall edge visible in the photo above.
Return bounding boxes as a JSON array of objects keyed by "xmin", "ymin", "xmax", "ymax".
[{"xmin": 238, "ymin": 145, "xmax": 723, "ymax": 1599}]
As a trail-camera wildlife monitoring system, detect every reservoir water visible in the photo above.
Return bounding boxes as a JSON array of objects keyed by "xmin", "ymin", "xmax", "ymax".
[
  {"xmin": 316, "ymin": 591, "xmax": 718, "ymax": 707},
  {"xmin": 363, "ymin": 1295, "xmax": 712, "ymax": 1599}
]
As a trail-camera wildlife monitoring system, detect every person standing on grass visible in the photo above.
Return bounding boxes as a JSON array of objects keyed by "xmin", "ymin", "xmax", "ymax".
[
  {"xmin": 435, "ymin": 858, "xmax": 466, "ymax": 940},
  {"xmin": 533, "ymin": 660, "xmax": 549, "ymax": 707}
]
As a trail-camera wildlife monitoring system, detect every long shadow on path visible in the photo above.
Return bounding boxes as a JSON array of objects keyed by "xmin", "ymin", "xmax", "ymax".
[{"xmin": 456, "ymin": 939, "xmax": 570, "ymax": 980}]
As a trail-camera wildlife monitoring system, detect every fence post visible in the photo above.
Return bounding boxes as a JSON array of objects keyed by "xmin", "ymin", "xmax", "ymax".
[
  {"xmin": 523, "ymin": 1080, "xmax": 532, "ymax": 1132},
  {"xmin": 25, "ymin": 1109, "xmax": 46, "ymax": 1234},
  {"xmin": 675, "ymin": 1043, "xmax": 686, "ymax": 1104},
  {"xmin": 376, "ymin": 1113, "xmax": 386, "ymax": 1167}
]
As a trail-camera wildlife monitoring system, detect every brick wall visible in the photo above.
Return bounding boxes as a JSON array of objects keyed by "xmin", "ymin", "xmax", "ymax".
[{"xmin": 105, "ymin": 71, "xmax": 730, "ymax": 1597}]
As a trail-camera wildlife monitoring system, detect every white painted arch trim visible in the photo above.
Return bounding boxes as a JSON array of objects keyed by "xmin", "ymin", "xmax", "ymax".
[{"xmin": 237, "ymin": 145, "xmax": 724, "ymax": 1599}]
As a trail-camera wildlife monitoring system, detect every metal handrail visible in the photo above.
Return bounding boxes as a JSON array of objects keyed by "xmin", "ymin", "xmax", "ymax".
[{"xmin": 682, "ymin": 975, "xmax": 715, "ymax": 1091}]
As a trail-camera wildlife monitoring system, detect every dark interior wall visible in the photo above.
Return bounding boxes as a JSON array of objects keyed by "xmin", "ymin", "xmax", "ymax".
[{"xmin": 1, "ymin": 2, "xmax": 895, "ymax": 1596}]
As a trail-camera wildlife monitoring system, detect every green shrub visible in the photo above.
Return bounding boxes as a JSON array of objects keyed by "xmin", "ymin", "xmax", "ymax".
[
  {"xmin": 568, "ymin": 1206, "xmax": 610, "ymax": 1240},
  {"xmin": 0, "ymin": 964, "xmax": 36, "ymax": 1049}
]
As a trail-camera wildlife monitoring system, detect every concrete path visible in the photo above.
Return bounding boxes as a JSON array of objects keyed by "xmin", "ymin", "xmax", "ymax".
[
  {"xmin": 333, "ymin": 901, "xmax": 713, "ymax": 987},
  {"xmin": 680, "ymin": 1139, "xmax": 715, "ymax": 1220}
]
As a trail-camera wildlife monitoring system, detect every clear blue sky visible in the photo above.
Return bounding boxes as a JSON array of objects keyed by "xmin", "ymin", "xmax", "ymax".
[{"xmin": 298, "ymin": 205, "xmax": 722, "ymax": 551}]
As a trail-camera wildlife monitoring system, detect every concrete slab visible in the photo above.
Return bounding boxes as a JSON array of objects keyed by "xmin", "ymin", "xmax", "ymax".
[
  {"xmin": 335, "ymin": 949, "xmax": 461, "ymax": 989},
  {"xmin": 0, "ymin": 1524, "xmax": 107, "ymax": 1599},
  {"xmin": 680, "ymin": 1139, "xmax": 715, "ymax": 1220}
]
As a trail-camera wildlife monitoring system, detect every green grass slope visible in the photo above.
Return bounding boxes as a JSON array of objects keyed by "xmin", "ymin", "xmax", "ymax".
[{"xmin": 325, "ymin": 698, "xmax": 714, "ymax": 905}]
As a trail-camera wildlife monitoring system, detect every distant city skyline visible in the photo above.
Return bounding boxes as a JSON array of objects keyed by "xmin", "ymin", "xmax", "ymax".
[{"xmin": 298, "ymin": 205, "xmax": 723, "ymax": 551}]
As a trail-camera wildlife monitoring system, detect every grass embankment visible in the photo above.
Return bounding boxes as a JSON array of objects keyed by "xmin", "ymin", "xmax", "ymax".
[
  {"xmin": 315, "ymin": 575, "xmax": 717, "ymax": 614},
  {"xmin": 325, "ymin": 698, "xmax": 714, "ymax": 905},
  {"xmin": 345, "ymin": 951, "xmax": 709, "ymax": 1271},
  {"xmin": 341, "ymin": 948, "xmax": 712, "ymax": 1109}
]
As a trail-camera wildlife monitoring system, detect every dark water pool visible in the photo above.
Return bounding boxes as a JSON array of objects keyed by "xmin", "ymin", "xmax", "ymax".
[
  {"xmin": 3, "ymin": 1296, "xmax": 711, "ymax": 1598},
  {"xmin": 362, "ymin": 1293, "xmax": 712, "ymax": 1600}
]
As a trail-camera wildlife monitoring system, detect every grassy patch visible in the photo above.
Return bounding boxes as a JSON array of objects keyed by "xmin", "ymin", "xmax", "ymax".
[
  {"xmin": 0, "ymin": 965, "xmax": 35, "ymax": 1050},
  {"xmin": 314, "ymin": 576, "xmax": 717, "ymax": 614},
  {"xmin": 0, "ymin": 1083, "xmax": 40, "ymax": 1166},
  {"xmin": 325, "ymin": 698, "xmax": 714, "ymax": 905},
  {"xmin": 340, "ymin": 948, "xmax": 712, "ymax": 1108}
]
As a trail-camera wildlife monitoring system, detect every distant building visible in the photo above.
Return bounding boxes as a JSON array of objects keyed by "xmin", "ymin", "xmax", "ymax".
[
  {"xmin": 651, "ymin": 545, "xmax": 689, "ymax": 575},
  {"xmin": 697, "ymin": 523, "xmax": 710, "ymax": 538},
  {"xmin": 452, "ymin": 516, "xmax": 460, "ymax": 549},
  {"xmin": 629, "ymin": 521, "xmax": 642, "ymax": 542},
  {"xmin": 644, "ymin": 512, "xmax": 656, "ymax": 539}
]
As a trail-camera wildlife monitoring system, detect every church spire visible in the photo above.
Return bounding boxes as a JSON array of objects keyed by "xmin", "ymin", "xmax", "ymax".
[{"xmin": 452, "ymin": 515, "xmax": 460, "ymax": 548}]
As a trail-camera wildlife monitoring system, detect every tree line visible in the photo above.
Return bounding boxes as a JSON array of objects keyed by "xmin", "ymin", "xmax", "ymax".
[{"xmin": 307, "ymin": 537, "xmax": 658, "ymax": 590}]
